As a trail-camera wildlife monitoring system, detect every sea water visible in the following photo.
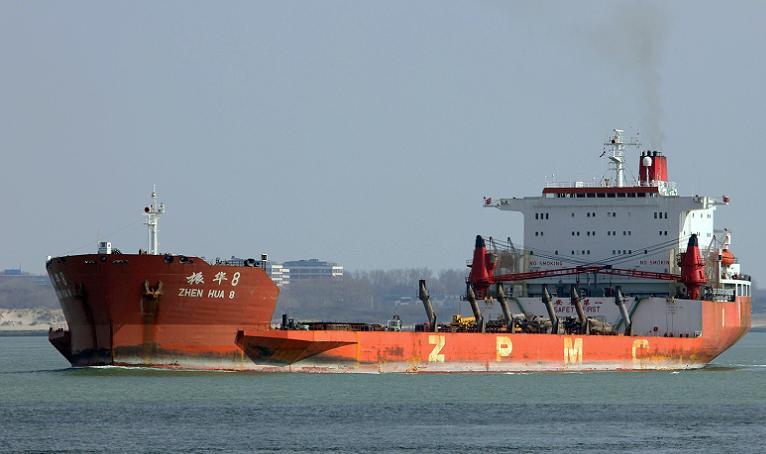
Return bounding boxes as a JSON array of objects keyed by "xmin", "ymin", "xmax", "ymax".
[{"xmin": 1, "ymin": 332, "xmax": 765, "ymax": 453}]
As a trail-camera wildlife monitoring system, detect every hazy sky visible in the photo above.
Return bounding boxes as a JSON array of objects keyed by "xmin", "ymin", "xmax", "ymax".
[{"xmin": 1, "ymin": 1, "xmax": 764, "ymax": 284}]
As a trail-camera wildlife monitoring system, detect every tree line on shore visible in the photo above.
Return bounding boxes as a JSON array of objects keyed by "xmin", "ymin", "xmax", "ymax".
[
  {"xmin": 276, "ymin": 268, "xmax": 468, "ymax": 324},
  {"xmin": 2, "ymin": 271, "xmax": 763, "ymax": 322},
  {"xmin": 0, "ymin": 269, "xmax": 470, "ymax": 321}
]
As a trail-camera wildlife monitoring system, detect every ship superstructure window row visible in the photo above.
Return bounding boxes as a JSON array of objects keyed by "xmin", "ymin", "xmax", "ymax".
[
  {"xmin": 534, "ymin": 213, "xmax": 550, "ymax": 220},
  {"xmin": 653, "ymin": 212, "xmax": 668, "ymax": 219},
  {"xmin": 554, "ymin": 192, "xmax": 655, "ymax": 199}
]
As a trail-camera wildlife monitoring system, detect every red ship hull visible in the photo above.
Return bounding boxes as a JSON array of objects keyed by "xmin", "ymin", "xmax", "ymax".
[{"xmin": 47, "ymin": 253, "xmax": 279, "ymax": 367}]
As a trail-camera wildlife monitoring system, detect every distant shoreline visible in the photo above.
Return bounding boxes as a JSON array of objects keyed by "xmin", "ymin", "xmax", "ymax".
[
  {"xmin": 0, "ymin": 330, "xmax": 48, "ymax": 337},
  {"xmin": 1, "ymin": 308, "xmax": 765, "ymax": 333}
]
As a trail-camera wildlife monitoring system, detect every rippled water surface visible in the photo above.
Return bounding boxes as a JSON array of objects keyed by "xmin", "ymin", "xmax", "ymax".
[{"xmin": 1, "ymin": 332, "xmax": 765, "ymax": 453}]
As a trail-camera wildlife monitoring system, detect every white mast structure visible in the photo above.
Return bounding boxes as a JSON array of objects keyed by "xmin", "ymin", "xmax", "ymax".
[
  {"xmin": 143, "ymin": 186, "xmax": 165, "ymax": 255},
  {"xmin": 604, "ymin": 129, "xmax": 640, "ymax": 188}
]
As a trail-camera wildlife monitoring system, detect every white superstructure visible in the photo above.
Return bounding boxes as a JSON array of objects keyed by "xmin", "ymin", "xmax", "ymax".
[{"xmin": 484, "ymin": 130, "xmax": 740, "ymax": 298}]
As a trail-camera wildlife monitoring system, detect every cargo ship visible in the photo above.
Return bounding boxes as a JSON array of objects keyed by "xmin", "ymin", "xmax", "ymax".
[{"xmin": 48, "ymin": 130, "xmax": 751, "ymax": 371}]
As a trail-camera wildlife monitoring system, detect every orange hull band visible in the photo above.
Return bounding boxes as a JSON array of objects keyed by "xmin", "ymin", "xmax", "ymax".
[{"xmin": 235, "ymin": 298, "xmax": 750, "ymax": 372}]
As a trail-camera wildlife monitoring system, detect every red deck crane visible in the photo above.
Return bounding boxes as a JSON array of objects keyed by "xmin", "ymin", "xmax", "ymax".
[{"xmin": 468, "ymin": 234, "xmax": 706, "ymax": 299}]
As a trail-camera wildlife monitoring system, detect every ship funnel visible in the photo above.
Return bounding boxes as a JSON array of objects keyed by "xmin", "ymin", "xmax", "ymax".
[{"xmin": 639, "ymin": 150, "xmax": 668, "ymax": 184}]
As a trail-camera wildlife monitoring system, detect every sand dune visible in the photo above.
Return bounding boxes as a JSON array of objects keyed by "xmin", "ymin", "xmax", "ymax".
[{"xmin": 0, "ymin": 308, "xmax": 65, "ymax": 331}]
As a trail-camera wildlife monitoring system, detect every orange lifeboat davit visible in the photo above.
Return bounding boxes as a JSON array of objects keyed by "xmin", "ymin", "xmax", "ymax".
[{"xmin": 720, "ymin": 228, "xmax": 736, "ymax": 267}]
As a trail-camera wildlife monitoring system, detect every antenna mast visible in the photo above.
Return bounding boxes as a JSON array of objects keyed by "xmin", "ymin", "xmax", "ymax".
[
  {"xmin": 604, "ymin": 129, "xmax": 640, "ymax": 187},
  {"xmin": 143, "ymin": 185, "xmax": 165, "ymax": 255}
]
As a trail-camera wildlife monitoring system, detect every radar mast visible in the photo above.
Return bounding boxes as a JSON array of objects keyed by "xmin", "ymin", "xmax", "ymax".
[
  {"xmin": 604, "ymin": 129, "xmax": 640, "ymax": 187},
  {"xmin": 143, "ymin": 186, "xmax": 165, "ymax": 255}
]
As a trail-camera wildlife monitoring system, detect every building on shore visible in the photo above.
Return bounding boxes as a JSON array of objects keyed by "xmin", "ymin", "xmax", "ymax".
[
  {"xmin": 282, "ymin": 259, "xmax": 343, "ymax": 280},
  {"xmin": 213, "ymin": 257, "xmax": 343, "ymax": 286},
  {"xmin": 0, "ymin": 268, "xmax": 50, "ymax": 287},
  {"xmin": 257, "ymin": 261, "xmax": 290, "ymax": 287},
  {"xmin": 219, "ymin": 256, "xmax": 290, "ymax": 287}
]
